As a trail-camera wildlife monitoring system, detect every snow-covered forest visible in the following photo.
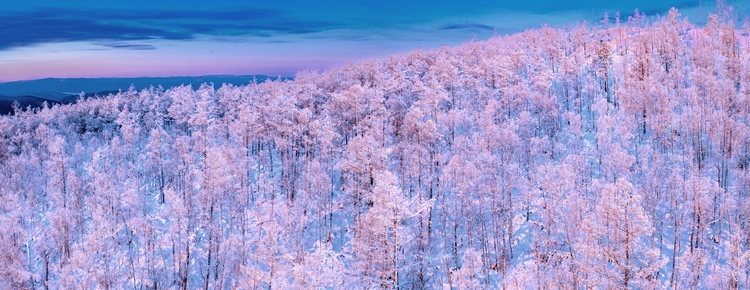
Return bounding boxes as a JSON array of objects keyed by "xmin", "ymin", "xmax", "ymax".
[{"xmin": 2, "ymin": 7, "xmax": 750, "ymax": 289}]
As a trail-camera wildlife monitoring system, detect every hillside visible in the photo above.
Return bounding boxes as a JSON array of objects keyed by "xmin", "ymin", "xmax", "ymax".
[
  {"xmin": 0, "ymin": 75, "xmax": 290, "ymax": 99},
  {"xmin": 0, "ymin": 8, "xmax": 749, "ymax": 289}
]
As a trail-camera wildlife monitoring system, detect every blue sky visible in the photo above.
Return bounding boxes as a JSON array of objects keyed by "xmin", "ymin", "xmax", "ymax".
[{"xmin": 0, "ymin": 0, "xmax": 744, "ymax": 82}]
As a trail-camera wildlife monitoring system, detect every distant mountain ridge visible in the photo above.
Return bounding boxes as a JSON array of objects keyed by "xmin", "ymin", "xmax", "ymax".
[
  {"xmin": 0, "ymin": 75, "xmax": 291, "ymax": 114},
  {"xmin": 0, "ymin": 91, "xmax": 124, "ymax": 115},
  {"xmin": 0, "ymin": 94, "xmax": 59, "ymax": 115}
]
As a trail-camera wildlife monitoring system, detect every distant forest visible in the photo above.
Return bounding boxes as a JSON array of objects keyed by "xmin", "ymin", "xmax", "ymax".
[{"xmin": 1, "ymin": 7, "xmax": 749, "ymax": 289}]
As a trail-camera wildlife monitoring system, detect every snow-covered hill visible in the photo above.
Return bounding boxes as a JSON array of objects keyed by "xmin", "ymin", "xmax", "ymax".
[{"xmin": 0, "ymin": 8, "xmax": 748, "ymax": 289}]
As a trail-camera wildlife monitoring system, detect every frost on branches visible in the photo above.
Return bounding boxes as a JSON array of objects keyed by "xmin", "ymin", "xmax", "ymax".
[{"xmin": 2, "ymin": 7, "xmax": 750, "ymax": 289}]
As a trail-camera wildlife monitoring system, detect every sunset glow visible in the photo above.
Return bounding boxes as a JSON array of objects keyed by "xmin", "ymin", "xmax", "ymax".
[{"xmin": 2, "ymin": 0, "xmax": 736, "ymax": 82}]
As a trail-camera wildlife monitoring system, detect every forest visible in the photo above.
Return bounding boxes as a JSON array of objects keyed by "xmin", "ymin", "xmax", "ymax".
[{"xmin": 1, "ymin": 7, "xmax": 749, "ymax": 289}]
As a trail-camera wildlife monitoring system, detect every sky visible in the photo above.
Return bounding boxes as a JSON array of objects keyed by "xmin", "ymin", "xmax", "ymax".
[{"xmin": 0, "ymin": 0, "xmax": 746, "ymax": 82}]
